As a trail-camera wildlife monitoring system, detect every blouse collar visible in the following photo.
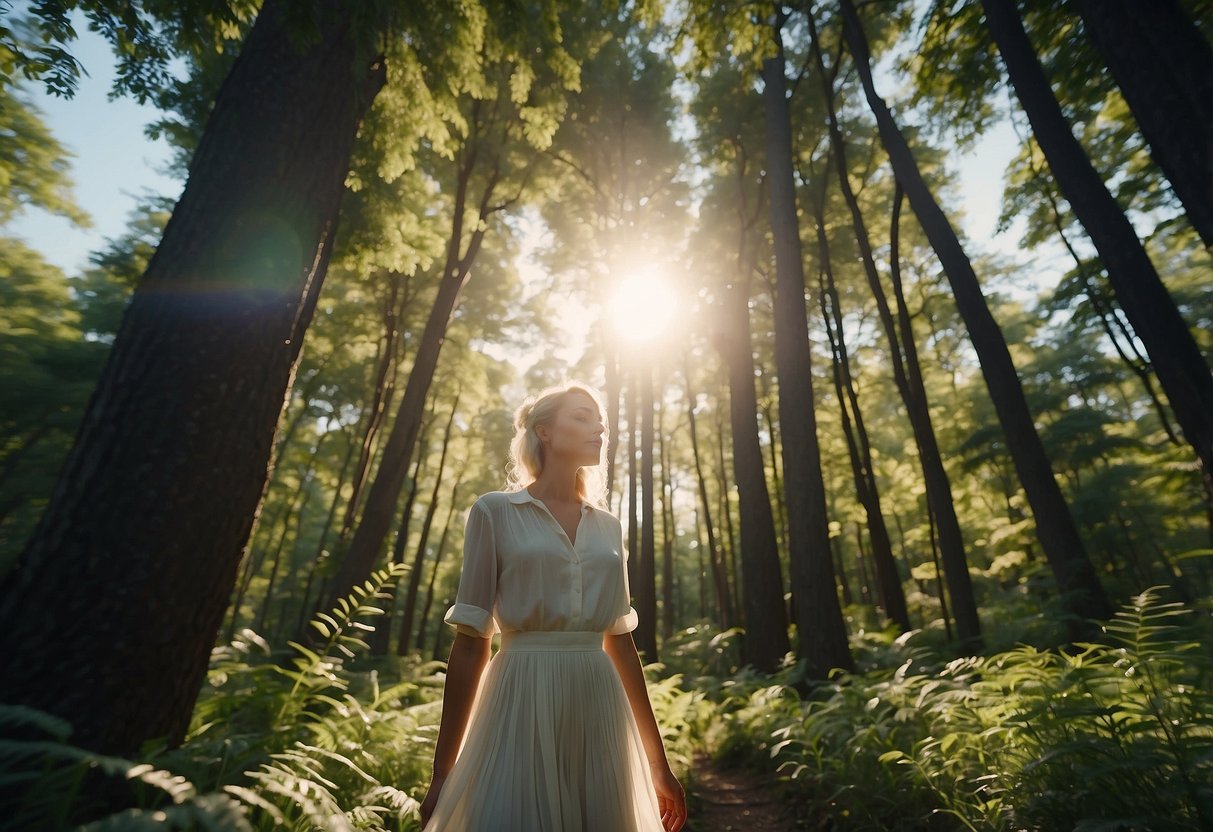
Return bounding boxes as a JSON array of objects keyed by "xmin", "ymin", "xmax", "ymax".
[{"xmin": 506, "ymin": 488, "xmax": 593, "ymax": 511}]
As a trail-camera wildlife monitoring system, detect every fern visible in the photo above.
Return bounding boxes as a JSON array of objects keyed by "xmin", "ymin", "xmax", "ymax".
[{"xmin": 692, "ymin": 587, "xmax": 1213, "ymax": 830}]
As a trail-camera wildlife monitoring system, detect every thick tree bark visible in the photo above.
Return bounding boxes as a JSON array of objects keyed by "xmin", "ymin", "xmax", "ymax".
[
  {"xmin": 839, "ymin": 0, "xmax": 1111, "ymax": 623},
  {"xmin": 0, "ymin": 0, "xmax": 384, "ymax": 757},
  {"xmin": 980, "ymin": 0, "xmax": 1213, "ymax": 525},
  {"xmin": 761, "ymin": 19, "xmax": 852, "ymax": 677},
  {"xmin": 1074, "ymin": 0, "xmax": 1213, "ymax": 250}
]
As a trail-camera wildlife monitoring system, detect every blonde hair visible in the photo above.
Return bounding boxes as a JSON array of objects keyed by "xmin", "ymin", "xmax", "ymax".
[{"xmin": 505, "ymin": 381, "xmax": 609, "ymax": 509}]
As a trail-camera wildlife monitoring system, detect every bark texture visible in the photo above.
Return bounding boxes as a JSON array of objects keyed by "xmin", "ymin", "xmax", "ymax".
[
  {"xmin": 0, "ymin": 0, "xmax": 386, "ymax": 755},
  {"xmin": 1075, "ymin": 0, "xmax": 1213, "ymax": 250}
]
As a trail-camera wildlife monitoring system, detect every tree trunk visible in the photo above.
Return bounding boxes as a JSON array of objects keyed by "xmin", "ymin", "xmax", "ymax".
[
  {"xmin": 322, "ymin": 148, "xmax": 501, "ymax": 613},
  {"xmin": 981, "ymin": 0, "xmax": 1213, "ymax": 524},
  {"xmin": 714, "ymin": 403, "xmax": 741, "ymax": 625},
  {"xmin": 627, "ymin": 365, "xmax": 640, "ymax": 605},
  {"xmin": 888, "ymin": 185, "xmax": 983, "ymax": 647},
  {"xmin": 258, "ymin": 457, "xmax": 322, "ymax": 635},
  {"xmin": 830, "ymin": 534, "xmax": 853, "ymax": 607},
  {"xmin": 716, "ymin": 274, "xmax": 790, "ymax": 667},
  {"xmin": 759, "ymin": 400, "xmax": 788, "ymax": 556},
  {"xmin": 814, "ymin": 248, "xmax": 909, "ymax": 632},
  {"xmin": 418, "ymin": 476, "xmax": 462, "ymax": 654},
  {"xmin": 366, "ymin": 412, "xmax": 430, "ymax": 655},
  {"xmin": 807, "ymin": 13, "xmax": 977, "ymax": 644},
  {"xmin": 0, "ymin": 0, "xmax": 385, "ymax": 757},
  {"xmin": 397, "ymin": 395, "xmax": 459, "ymax": 654},
  {"xmin": 839, "ymin": 0, "xmax": 1111, "ymax": 624},
  {"xmin": 925, "ymin": 499, "xmax": 954, "ymax": 641},
  {"xmin": 636, "ymin": 363, "xmax": 659, "ymax": 661},
  {"xmin": 339, "ymin": 274, "xmax": 405, "ymax": 539},
  {"xmin": 605, "ymin": 335, "xmax": 623, "ymax": 513},
  {"xmin": 658, "ymin": 393, "xmax": 676, "ymax": 640},
  {"xmin": 1074, "ymin": 0, "xmax": 1213, "ymax": 250},
  {"xmin": 684, "ymin": 369, "xmax": 731, "ymax": 628},
  {"xmin": 762, "ymin": 17, "xmax": 852, "ymax": 677},
  {"xmin": 288, "ymin": 425, "xmax": 359, "ymax": 639}
]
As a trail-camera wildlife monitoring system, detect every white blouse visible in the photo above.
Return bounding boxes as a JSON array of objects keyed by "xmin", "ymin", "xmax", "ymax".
[{"xmin": 443, "ymin": 489, "xmax": 639, "ymax": 638}]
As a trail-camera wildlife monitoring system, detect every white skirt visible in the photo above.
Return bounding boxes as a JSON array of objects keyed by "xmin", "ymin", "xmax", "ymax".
[{"xmin": 423, "ymin": 630, "xmax": 664, "ymax": 832}]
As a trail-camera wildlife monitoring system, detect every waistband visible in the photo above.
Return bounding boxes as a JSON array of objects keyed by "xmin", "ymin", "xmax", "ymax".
[{"xmin": 499, "ymin": 630, "xmax": 604, "ymax": 652}]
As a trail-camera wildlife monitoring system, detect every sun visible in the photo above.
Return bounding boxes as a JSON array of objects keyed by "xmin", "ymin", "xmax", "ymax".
[{"xmin": 607, "ymin": 268, "xmax": 677, "ymax": 344}]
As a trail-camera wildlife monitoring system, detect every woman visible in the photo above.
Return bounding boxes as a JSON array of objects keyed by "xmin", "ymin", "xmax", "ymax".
[{"xmin": 419, "ymin": 382, "xmax": 687, "ymax": 832}]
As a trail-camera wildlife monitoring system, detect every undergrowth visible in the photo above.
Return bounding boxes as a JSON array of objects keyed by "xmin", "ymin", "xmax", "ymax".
[
  {"xmin": 0, "ymin": 562, "xmax": 707, "ymax": 830},
  {"xmin": 5, "ymin": 573, "xmax": 1211, "ymax": 830},
  {"xmin": 690, "ymin": 587, "xmax": 1213, "ymax": 831}
]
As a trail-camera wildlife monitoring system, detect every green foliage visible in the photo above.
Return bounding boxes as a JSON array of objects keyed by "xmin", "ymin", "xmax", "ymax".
[
  {"xmin": 1, "ymin": 560, "xmax": 716, "ymax": 830},
  {"xmin": 695, "ymin": 588, "xmax": 1213, "ymax": 830},
  {"xmin": 0, "ymin": 237, "xmax": 113, "ymax": 564},
  {"xmin": 0, "ymin": 563, "xmax": 440, "ymax": 830},
  {"xmin": 0, "ymin": 82, "xmax": 90, "ymax": 225}
]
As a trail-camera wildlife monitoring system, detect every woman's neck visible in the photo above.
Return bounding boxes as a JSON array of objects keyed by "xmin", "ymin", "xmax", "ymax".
[{"xmin": 527, "ymin": 466, "xmax": 580, "ymax": 503}]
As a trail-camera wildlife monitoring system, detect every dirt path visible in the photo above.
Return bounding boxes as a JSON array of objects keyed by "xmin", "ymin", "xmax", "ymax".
[{"xmin": 684, "ymin": 752, "xmax": 797, "ymax": 831}]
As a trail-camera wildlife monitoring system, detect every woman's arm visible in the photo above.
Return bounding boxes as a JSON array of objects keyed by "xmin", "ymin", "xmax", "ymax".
[
  {"xmin": 419, "ymin": 631, "xmax": 492, "ymax": 825},
  {"xmin": 604, "ymin": 631, "xmax": 687, "ymax": 832},
  {"xmin": 603, "ymin": 631, "xmax": 668, "ymax": 766}
]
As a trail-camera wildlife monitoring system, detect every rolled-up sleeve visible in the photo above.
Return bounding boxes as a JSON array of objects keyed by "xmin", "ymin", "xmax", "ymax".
[
  {"xmin": 443, "ymin": 500, "xmax": 499, "ymax": 638},
  {"xmin": 606, "ymin": 517, "xmax": 639, "ymax": 635}
]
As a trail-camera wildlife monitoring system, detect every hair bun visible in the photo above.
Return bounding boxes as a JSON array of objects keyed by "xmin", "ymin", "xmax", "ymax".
[{"xmin": 514, "ymin": 398, "xmax": 535, "ymax": 431}]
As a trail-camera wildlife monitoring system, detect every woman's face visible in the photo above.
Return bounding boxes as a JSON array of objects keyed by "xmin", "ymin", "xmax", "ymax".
[{"xmin": 538, "ymin": 392, "xmax": 606, "ymax": 467}]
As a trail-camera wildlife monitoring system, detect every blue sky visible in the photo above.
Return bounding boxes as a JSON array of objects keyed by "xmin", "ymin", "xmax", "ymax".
[{"xmin": 6, "ymin": 20, "xmax": 182, "ymax": 275}]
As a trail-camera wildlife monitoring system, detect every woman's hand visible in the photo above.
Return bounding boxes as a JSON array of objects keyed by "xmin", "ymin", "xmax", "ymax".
[
  {"xmin": 418, "ymin": 776, "xmax": 445, "ymax": 829},
  {"xmin": 650, "ymin": 761, "xmax": 687, "ymax": 832}
]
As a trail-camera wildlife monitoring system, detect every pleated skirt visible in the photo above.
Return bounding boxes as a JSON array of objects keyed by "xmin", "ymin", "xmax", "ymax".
[{"xmin": 422, "ymin": 630, "xmax": 664, "ymax": 832}]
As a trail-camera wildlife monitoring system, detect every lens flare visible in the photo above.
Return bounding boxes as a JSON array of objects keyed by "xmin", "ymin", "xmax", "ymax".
[{"xmin": 608, "ymin": 269, "xmax": 677, "ymax": 344}]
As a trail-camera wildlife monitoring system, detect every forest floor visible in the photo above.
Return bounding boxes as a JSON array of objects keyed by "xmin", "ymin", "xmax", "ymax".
[{"xmin": 685, "ymin": 751, "xmax": 798, "ymax": 831}]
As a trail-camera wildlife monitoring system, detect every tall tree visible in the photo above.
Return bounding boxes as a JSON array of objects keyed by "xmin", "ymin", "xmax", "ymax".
[
  {"xmin": 320, "ymin": 56, "xmax": 572, "ymax": 614},
  {"xmin": 683, "ymin": 369, "xmax": 732, "ymax": 628},
  {"xmin": 1073, "ymin": 0, "xmax": 1213, "ymax": 251},
  {"xmin": 837, "ymin": 0, "xmax": 1111, "ymax": 623},
  {"xmin": 806, "ymin": 13, "xmax": 978, "ymax": 644},
  {"xmin": 0, "ymin": 0, "xmax": 387, "ymax": 755},
  {"xmin": 635, "ymin": 363, "xmax": 659, "ymax": 661},
  {"xmin": 397, "ymin": 393, "xmax": 460, "ymax": 654},
  {"xmin": 810, "ymin": 177, "xmax": 911, "ymax": 633},
  {"xmin": 762, "ymin": 12, "xmax": 853, "ymax": 677},
  {"xmin": 980, "ymin": 0, "xmax": 1213, "ymax": 520},
  {"xmin": 708, "ymin": 150, "xmax": 792, "ymax": 667}
]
